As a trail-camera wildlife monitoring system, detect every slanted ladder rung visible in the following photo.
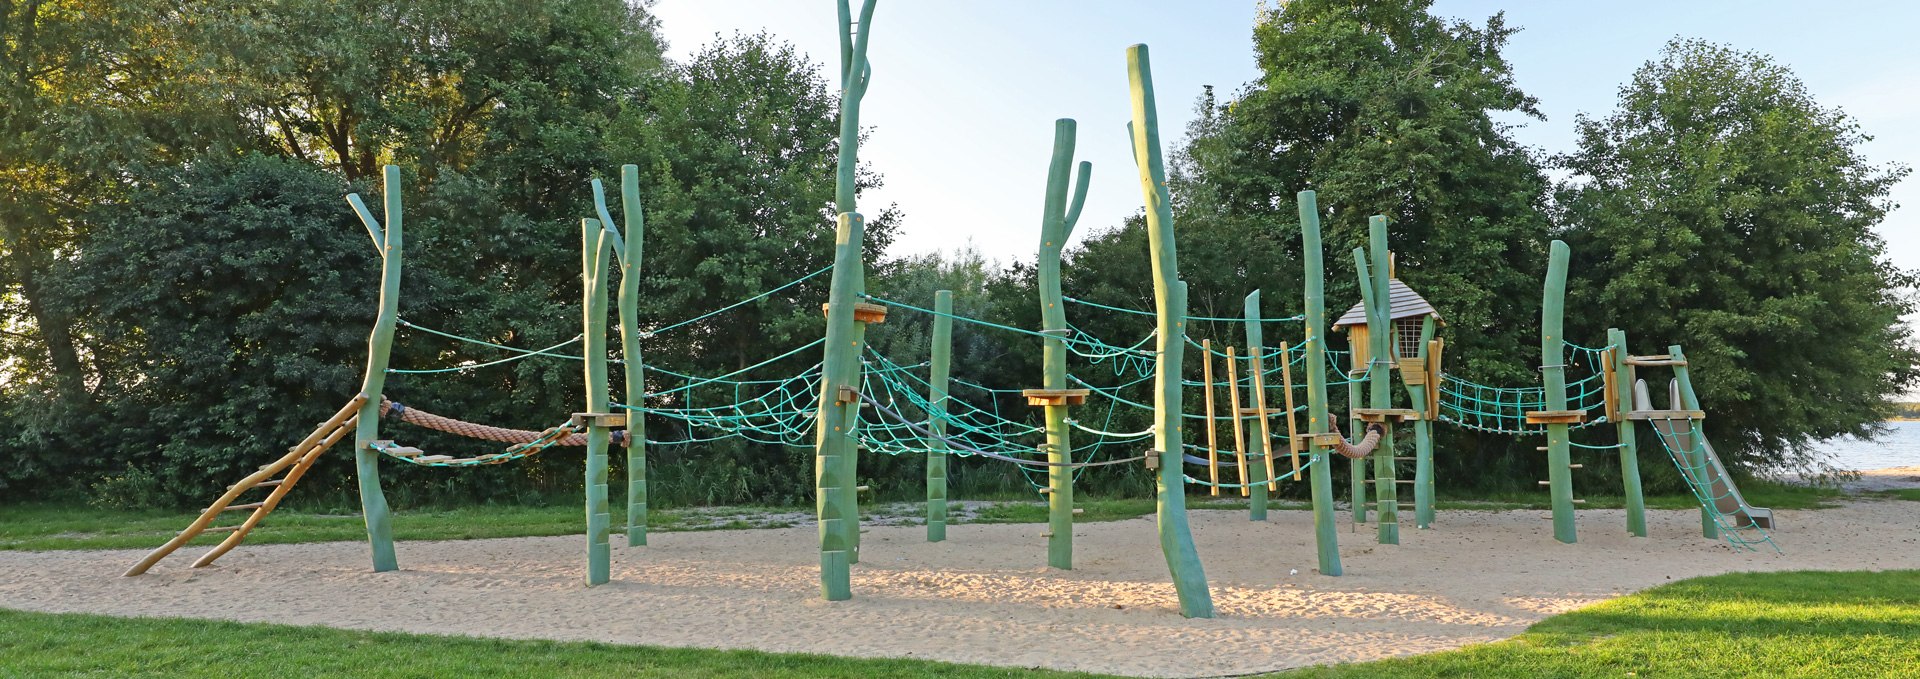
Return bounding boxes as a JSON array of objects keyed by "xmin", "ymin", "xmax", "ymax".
[
  {"xmin": 218, "ymin": 502, "xmax": 266, "ymax": 512},
  {"xmin": 230, "ymin": 479, "xmax": 284, "ymax": 490},
  {"xmin": 200, "ymin": 525, "xmax": 246, "ymax": 534}
]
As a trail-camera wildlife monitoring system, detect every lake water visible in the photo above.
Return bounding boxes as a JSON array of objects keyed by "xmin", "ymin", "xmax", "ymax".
[{"xmin": 1814, "ymin": 420, "xmax": 1920, "ymax": 471}]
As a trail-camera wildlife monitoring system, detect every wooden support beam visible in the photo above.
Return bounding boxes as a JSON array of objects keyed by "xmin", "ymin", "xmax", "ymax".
[
  {"xmin": 1225, "ymin": 345, "xmax": 1250, "ymax": 498},
  {"xmin": 819, "ymin": 301, "xmax": 889, "ymax": 324},
  {"xmin": 570, "ymin": 412, "xmax": 627, "ymax": 429},
  {"xmin": 1624, "ymin": 409, "xmax": 1706, "ymax": 420},
  {"xmin": 1202, "ymin": 339, "xmax": 1220, "ymax": 496}
]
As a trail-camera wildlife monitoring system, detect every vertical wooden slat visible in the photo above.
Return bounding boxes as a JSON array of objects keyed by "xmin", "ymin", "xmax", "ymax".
[
  {"xmin": 1279, "ymin": 341, "xmax": 1300, "ymax": 480},
  {"xmin": 1226, "ymin": 345, "xmax": 1249, "ymax": 498},
  {"xmin": 1203, "ymin": 339, "xmax": 1220, "ymax": 496}
]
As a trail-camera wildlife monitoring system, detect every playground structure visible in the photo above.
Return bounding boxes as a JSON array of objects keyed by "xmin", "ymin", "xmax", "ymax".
[{"xmin": 122, "ymin": 0, "xmax": 1779, "ymax": 619}]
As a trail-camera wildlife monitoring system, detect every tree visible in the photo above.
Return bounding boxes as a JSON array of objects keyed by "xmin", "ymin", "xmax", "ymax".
[
  {"xmin": 1174, "ymin": 0, "xmax": 1552, "ymax": 385},
  {"xmin": 1558, "ymin": 39, "xmax": 1918, "ymax": 472},
  {"xmin": 602, "ymin": 33, "xmax": 900, "ymax": 505}
]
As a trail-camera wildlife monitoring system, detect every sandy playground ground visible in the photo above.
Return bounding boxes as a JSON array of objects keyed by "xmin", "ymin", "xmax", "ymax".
[{"xmin": 4, "ymin": 485, "xmax": 1919, "ymax": 677}]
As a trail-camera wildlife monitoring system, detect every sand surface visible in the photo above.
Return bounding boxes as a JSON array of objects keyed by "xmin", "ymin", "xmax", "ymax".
[{"xmin": 4, "ymin": 499, "xmax": 1918, "ymax": 677}]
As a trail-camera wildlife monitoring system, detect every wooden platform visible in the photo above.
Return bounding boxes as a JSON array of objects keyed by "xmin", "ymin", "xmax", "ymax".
[
  {"xmin": 820, "ymin": 302, "xmax": 889, "ymax": 324},
  {"xmin": 1354, "ymin": 408, "xmax": 1420, "ymax": 423},
  {"xmin": 1625, "ymin": 355, "xmax": 1687, "ymax": 367},
  {"xmin": 1023, "ymin": 389, "xmax": 1089, "ymax": 407},
  {"xmin": 1523, "ymin": 410, "xmax": 1588, "ymax": 425},
  {"xmin": 1624, "ymin": 409, "xmax": 1706, "ymax": 420},
  {"xmin": 570, "ymin": 412, "xmax": 627, "ymax": 428}
]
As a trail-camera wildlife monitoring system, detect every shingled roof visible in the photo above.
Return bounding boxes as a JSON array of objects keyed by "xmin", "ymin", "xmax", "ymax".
[{"xmin": 1332, "ymin": 278, "xmax": 1442, "ymax": 328}]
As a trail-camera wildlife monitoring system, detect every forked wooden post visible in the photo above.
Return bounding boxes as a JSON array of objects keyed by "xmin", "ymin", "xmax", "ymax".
[
  {"xmin": 1127, "ymin": 43, "xmax": 1213, "ymax": 618},
  {"xmin": 593, "ymin": 166, "xmax": 650, "ymax": 548},
  {"xmin": 1202, "ymin": 339, "xmax": 1221, "ymax": 496},
  {"xmin": 1298, "ymin": 190, "xmax": 1342, "ymax": 576},
  {"xmin": 1035, "ymin": 118, "xmax": 1091, "ymax": 570},
  {"xmin": 814, "ymin": 0, "xmax": 878, "ymax": 600},
  {"xmin": 1358, "ymin": 215, "xmax": 1398, "ymax": 545},
  {"xmin": 926, "ymin": 290, "xmax": 953, "ymax": 541},
  {"xmin": 1541, "ymin": 240, "xmax": 1577, "ymax": 544},
  {"xmin": 1243, "ymin": 291, "xmax": 1272, "ymax": 519},
  {"xmin": 581, "ymin": 220, "xmax": 614, "ymax": 585},
  {"xmin": 1608, "ymin": 328, "xmax": 1647, "ymax": 537},
  {"xmin": 353, "ymin": 165, "xmax": 404, "ymax": 573}
]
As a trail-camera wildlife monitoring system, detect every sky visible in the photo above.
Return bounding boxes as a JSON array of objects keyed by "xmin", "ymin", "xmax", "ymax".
[{"xmin": 651, "ymin": 0, "xmax": 1918, "ymax": 273}]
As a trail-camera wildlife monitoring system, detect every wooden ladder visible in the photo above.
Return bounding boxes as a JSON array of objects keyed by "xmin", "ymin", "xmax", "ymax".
[{"xmin": 123, "ymin": 395, "xmax": 367, "ymax": 576}]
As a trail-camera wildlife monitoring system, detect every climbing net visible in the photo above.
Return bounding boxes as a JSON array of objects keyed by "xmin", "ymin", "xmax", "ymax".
[
  {"xmin": 1435, "ymin": 341, "xmax": 1615, "ymax": 435},
  {"xmin": 1642, "ymin": 414, "xmax": 1781, "ymax": 553}
]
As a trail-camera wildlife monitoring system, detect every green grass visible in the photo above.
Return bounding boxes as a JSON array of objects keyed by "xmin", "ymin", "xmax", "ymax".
[
  {"xmin": 0, "ymin": 608, "xmax": 1111, "ymax": 678},
  {"xmin": 0, "ymin": 478, "xmax": 1849, "ymax": 552},
  {"xmin": 1285, "ymin": 570, "xmax": 1920, "ymax": 678},
  {"xmin": 1, "ymin": 570, "xmax": 1912, "ymax": 677},
  {"xmin": 0, "ymin": 502, "xmax": 808, "ymax": 552},
  {"xmin": 1871, "ymin": 488, "xmax": 1920, "ymax": 502}
]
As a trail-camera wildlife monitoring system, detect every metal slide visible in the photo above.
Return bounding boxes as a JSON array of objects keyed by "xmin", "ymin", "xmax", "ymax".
[{"xmin": 1633, "ymin": 379, "xmax": 1775, "ymax": 531}]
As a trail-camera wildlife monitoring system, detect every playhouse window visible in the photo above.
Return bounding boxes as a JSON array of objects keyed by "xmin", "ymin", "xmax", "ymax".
[{"xmin": 1395, "ymin": 317, "xmax": 1423, "ymax": 358}]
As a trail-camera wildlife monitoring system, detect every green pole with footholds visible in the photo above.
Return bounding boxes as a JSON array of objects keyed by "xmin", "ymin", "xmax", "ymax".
[
  {"xmin": 1362, "ymin": 216, "xmax": 1397, "ymax": 545},
  {"xmin": 1298, "ymin": 190, "xmax": 1342, "ymax": 576},
  {"xmin": 1668, "ymin": 344, "xmax": 1716, "ymax": 539},
  {"xmin": 592, "ymin": 171, "xmax": 648, "ymax": 549},
  {"xmin": 1541, "ymin": 240, "xmax": 1576, "ymax": 544},
  {"xmin": 1127, "ymin": 43, "xmax": 1213, "ymax": 619},
  {"xmin": 1036, "ymin": 118, "xmax": 1091, "ymax": 570},
  {"xmin": 1241, "ymin": 290, "xmax": 1270, "ymax": 521},
  {"xmin": 926, "ymin": 290, "xmax": 953, "ymax": 542},
  {"xmin": 814, "ymin": 0, "xmax": 877, "ymax": 592},
  {"xmin": 1410, "ymin": 315, "xmax": 1436, "ymax": 529},
  {"xmin": 352, "ymin": 164, "xmax": 403, "ymax": 573},
  {"xmin": 1608, "ymin": 327, "xmax": 1647, "ymax": 537},
  {"xmin": 618, "ymin": 166, "xmax": 648, "ymax": 547},
  {"xmin": 582, "ymin": 220, "xmax": 614, "ymax": 585},
  {"xmin": 815, "ymin": 211, "xmax": 864, "ymax": 601}
]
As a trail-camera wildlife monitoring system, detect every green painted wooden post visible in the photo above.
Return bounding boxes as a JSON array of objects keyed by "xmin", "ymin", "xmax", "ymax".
[
  {"xmin": 1037, "ymin": 118, "xmax": 1090, "ymax": 570},
  {"xmin": 1363, "ymin": 217, "xmax": 1397, "ymax": 545},
  {"xmin": 813, "ymin": 0, "xmax": 877, "ymax": 597},
  {"xmin": 582, "ymin": 220, "xmax": 614, "ymax": 585},
  {"xmin": 1410, "ymin": 316, "xmax": 1436, "ymax": 528},
  {"xmin": 1241, "ymin": 291, "xmax": 1270, "ymax": 521},
  {"xmin": 1349, "ymin": 361, "xmax": 1366, "ymax": 523},
  {"xmin": 352, "ymin": 165, "xmax": 403, "ymax": 573},
  {"xmin": 927, "ymin": 290, "xmax": 953, "ymax": 542},
  {"xmin": 1127, "ymin": 43, "xmax": 1213, "ymax": 619},
  {"xmin": 1609, "ymin": 328, "xmax": 1647, "ymax": 537},
  {"xmin": 1298, "ymin": 191, "xmax": 1342, "ymax": 576},
  {"xmin": 1541, "ymin": 240, "xmax": 1576, "ymax": 544},
  {"xmin": 617, "ymin": 166, "xmax": 649, "ymax": 547},
  {"xmin": 1669, "ymin": 344, "xmax": 1716, "ymax": 539},
  {"xmin": 814, "ymin": 211, "xmax": 864, "ymax": 601}
]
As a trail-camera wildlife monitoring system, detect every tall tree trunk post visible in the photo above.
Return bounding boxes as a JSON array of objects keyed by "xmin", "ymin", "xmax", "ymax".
[
  {"xmin": 1127, "ymin": 43, "xmax": 1213, "ymax": 619},
  {"xmin": 1297, "ymin": 191, "xmax": 1342, "ymax": 576},
  {"xmin": 926, "ymin": 290, "xmax": 953, "ymax": 542},
  {"xmin": 1409, "ymin": 316, "xmax": 1436, "ymax": 529},
  {"xmin": 1608, "ymin": 327, "xmax": 1647, "ymax": 537},
  {"xmin": 1541, "ymin": 240, "xmax": 1577, "ymax": 544},
  {"xmin": 581, "ymin": 221, "xmax": 614, "ymax": 585},
  {"xmin": 1241, "ymin": 291, "xmax": 1271, "ymax": 521},
  {"xmin": 814, "ymin": 0, "xmax": 878, "ymax": 600},
  {"xmin": 617, "ymin": 166, "xmax": 649, "ymax": 547},
  {"xmin": 1035, "ymin": 118, "xmax": 1091, "ymax": 570},
  {"xmin": 352, "ymin": 165, "xmax": 404, "ymax": 573}
]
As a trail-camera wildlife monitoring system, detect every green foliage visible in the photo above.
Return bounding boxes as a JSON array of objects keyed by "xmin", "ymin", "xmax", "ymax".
[{"xmin": 1558, "ymin": 39, "xmax": 1919, "ymax": 471}]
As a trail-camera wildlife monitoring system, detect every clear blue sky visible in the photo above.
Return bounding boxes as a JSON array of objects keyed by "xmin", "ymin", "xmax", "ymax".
[{"xmin": 651, "ymin": 1, "xmax": 1918, "ymax": 273}]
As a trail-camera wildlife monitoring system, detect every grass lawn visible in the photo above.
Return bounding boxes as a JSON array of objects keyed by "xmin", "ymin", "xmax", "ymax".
[
  {"xmin": 1, "ymin": 570, "xmax": 1912, "ymax": 677},
  {"xmin": 1, "ymin": 479, "xmax": 1847, "ymax": 552},
  {"xmin": 1288, "ymin": 570, "xmax": 1920, "ymax": 678}
]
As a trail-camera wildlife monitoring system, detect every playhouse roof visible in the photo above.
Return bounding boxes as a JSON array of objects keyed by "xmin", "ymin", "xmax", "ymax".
[{"xmin": 1332, "ymin": 278, "xmax": 1443, "ymax": 328}]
